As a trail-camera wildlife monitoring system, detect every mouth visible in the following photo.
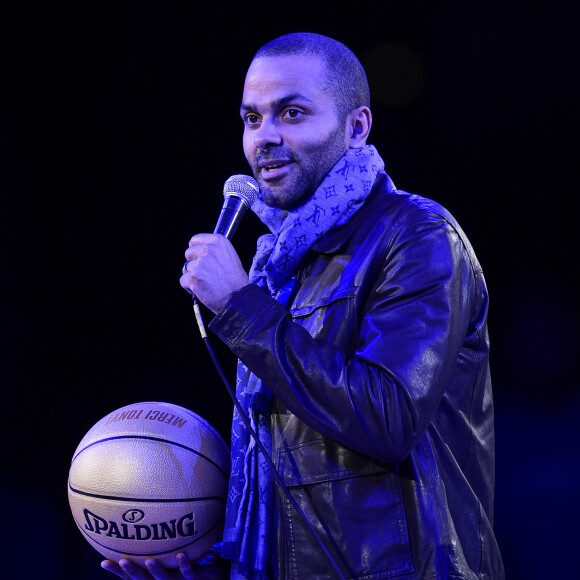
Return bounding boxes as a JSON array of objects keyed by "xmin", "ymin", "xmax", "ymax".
[{"xmin": 258, "ymin": 159, "xmax": 294, "ymax": 180}]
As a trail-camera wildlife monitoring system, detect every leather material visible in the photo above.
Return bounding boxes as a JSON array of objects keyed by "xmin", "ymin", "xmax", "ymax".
[{"xmin": 210, "ymin": 173, "xmax": 504, "ymax": 579}]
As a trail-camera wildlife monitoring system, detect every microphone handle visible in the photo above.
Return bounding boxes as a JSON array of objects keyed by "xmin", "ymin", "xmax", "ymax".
[{"xmin": 214, "ymin": 195, "xmax": 249, "ymax": 239}]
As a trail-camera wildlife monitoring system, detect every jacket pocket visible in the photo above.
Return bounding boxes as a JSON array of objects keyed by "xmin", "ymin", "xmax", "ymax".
[
  {"xmin": 290, "ymin": 289, "xmax": 361, "ymax": 354},
  {"xmin": 276, "ymin": 439, "xmax": 414, "ymax": 579}
]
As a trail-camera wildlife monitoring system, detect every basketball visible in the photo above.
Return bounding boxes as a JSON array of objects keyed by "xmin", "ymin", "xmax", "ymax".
[{"xmin": 68, "ymin": 401, "xmax": 230, "ymax": 568}]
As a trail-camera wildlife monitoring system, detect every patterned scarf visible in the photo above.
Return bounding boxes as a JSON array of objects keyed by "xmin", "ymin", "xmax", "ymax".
[{"xmin": 222, "ymin": 145, "xmax": 385, "ymax": 579}]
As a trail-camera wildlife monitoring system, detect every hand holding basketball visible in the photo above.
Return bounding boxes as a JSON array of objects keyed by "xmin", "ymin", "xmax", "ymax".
[{"xmin": 101, "ymin": 549, "xmax": 225, "ymax": 579}]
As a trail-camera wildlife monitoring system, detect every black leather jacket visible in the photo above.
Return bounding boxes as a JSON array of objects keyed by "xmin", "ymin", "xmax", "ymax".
[{"xmin": 210, "ymin": 173, "xmax": 504, "ymax": 579}]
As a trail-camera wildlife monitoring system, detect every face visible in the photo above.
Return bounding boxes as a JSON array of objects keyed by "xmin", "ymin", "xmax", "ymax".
[{"xmin": 240, "ymin": 55, "xmax": 350, "ymax": 210}]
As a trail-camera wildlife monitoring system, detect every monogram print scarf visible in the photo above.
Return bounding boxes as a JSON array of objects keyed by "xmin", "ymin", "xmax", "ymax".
[{"xmin": 249, "ymin": 144, "xmax": 385, "ymax": 298}]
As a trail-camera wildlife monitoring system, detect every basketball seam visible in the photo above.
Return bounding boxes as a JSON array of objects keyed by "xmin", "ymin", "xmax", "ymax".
[
  {"xmin": 68, "ymin": 481, "xmax": 227, "ymax": 504},
  {"xmin": 72, "ymin": 435, "xmax": 229, "ymax": 478}
]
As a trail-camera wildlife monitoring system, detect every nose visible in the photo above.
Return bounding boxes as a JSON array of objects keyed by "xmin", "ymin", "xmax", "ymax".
[{"xmin": 253, "ymin": 118, "xmax": 282, "ymax": 149}]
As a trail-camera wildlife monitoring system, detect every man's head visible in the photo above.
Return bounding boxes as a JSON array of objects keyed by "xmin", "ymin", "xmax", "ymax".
[{"xmin": 240, "ymin": 32, "xmax": 372, "ymax": 210}]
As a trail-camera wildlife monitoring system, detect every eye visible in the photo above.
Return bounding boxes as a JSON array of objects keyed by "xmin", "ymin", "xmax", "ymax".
[
  {"xmin": 243, "ymin": 113, "xmax": 261, "ymax": 126},
  {"xmin": 282, "ymin": 108, "xmax": 304, "ymax": 121}
]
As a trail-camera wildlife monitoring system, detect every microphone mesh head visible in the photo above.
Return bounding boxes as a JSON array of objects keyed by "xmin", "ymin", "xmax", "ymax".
[{"xmin": 223, "ymin": 174, "xmax": 260, "ymax": 206}]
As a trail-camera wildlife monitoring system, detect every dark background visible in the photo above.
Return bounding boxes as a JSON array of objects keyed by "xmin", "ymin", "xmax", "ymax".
[{"xmin": 2, "ymin": 2, "xmax": 578, "ymax": 578}]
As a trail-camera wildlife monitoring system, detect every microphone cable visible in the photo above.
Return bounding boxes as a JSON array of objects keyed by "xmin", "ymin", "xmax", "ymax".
[{"xmin": 192, "ymin": 297, "xmax": 347, "ymax": 580}]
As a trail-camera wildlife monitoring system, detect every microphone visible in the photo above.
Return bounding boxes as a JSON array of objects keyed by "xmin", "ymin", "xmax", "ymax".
[{"xmin": 213, "ymin": 174, "xmax": 260, "ymax": 239}]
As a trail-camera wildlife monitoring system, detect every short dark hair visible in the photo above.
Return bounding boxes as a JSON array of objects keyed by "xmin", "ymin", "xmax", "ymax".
[{"xmin": 253, "ymin": 32, "xmax": 370, "ymax": 123}]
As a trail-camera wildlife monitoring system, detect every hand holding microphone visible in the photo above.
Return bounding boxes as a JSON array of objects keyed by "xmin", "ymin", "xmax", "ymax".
[{"xmin": 180, "ymin": 175, "xmax": 259, "ymax": 313}]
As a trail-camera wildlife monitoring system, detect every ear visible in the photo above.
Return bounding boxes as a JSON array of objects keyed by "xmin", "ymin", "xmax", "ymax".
[{"xmin": 346, "ymin": 106, "xmax": 372, "ymax": 148}]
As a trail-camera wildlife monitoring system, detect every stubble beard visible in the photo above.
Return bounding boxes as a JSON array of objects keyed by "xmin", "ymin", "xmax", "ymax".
[{"xmin": 252, "ymin": 126, "xmax": 347, "ymax": 211}]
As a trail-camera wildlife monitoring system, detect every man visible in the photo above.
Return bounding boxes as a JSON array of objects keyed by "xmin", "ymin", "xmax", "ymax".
[{"xmin": 103, "ymin": 32, "xmax": 504, "ymax": 579}]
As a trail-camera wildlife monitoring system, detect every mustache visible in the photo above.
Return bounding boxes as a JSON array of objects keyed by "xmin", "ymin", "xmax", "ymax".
[{"xmin": 255, "ymin": 146, "xmax": 295, "ymax": 164}]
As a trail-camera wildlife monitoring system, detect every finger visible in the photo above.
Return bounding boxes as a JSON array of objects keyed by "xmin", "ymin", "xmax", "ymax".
[
  {"xmin": 185, "ymin": 244, "xmax": 207, "ymax": 261},
  {"xmin": 176, "ymin": 552, "xmax": 196, "ymax": 578},
  {"xmin": 182, "ymin": 259, "xmax": 195, "ymax": 274},
  {"xmin": 143, "ymin": 558, "xmax": 179, "ymax": 580},
  {"xmin": 188, "ymin": 233, "xmax": 217, "ymax": 247},
  {"xmin": 179, "ymin": 276, "xmax": 195, "ymax": 295},
  {"xmin": 118, "ymin": 558, "xmax": 153, "ymax": 580},
  {"xmin": 101, "ymin": 559, "xmax": 131, "ymax": 579}
]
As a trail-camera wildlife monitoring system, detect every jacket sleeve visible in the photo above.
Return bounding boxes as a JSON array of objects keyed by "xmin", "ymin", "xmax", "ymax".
[{"xmin": 208, "ymin": 209, "xmax": 479, "ymax": 463}]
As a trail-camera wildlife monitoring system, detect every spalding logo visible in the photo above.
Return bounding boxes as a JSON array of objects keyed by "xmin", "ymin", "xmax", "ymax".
[
  {"xmin": 122, "ymin": 509, "xmax": 145, "ymax": 523},
  {"xmin": 83, "ymin": 508, "xmax": 196, "ymax": 540}
]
